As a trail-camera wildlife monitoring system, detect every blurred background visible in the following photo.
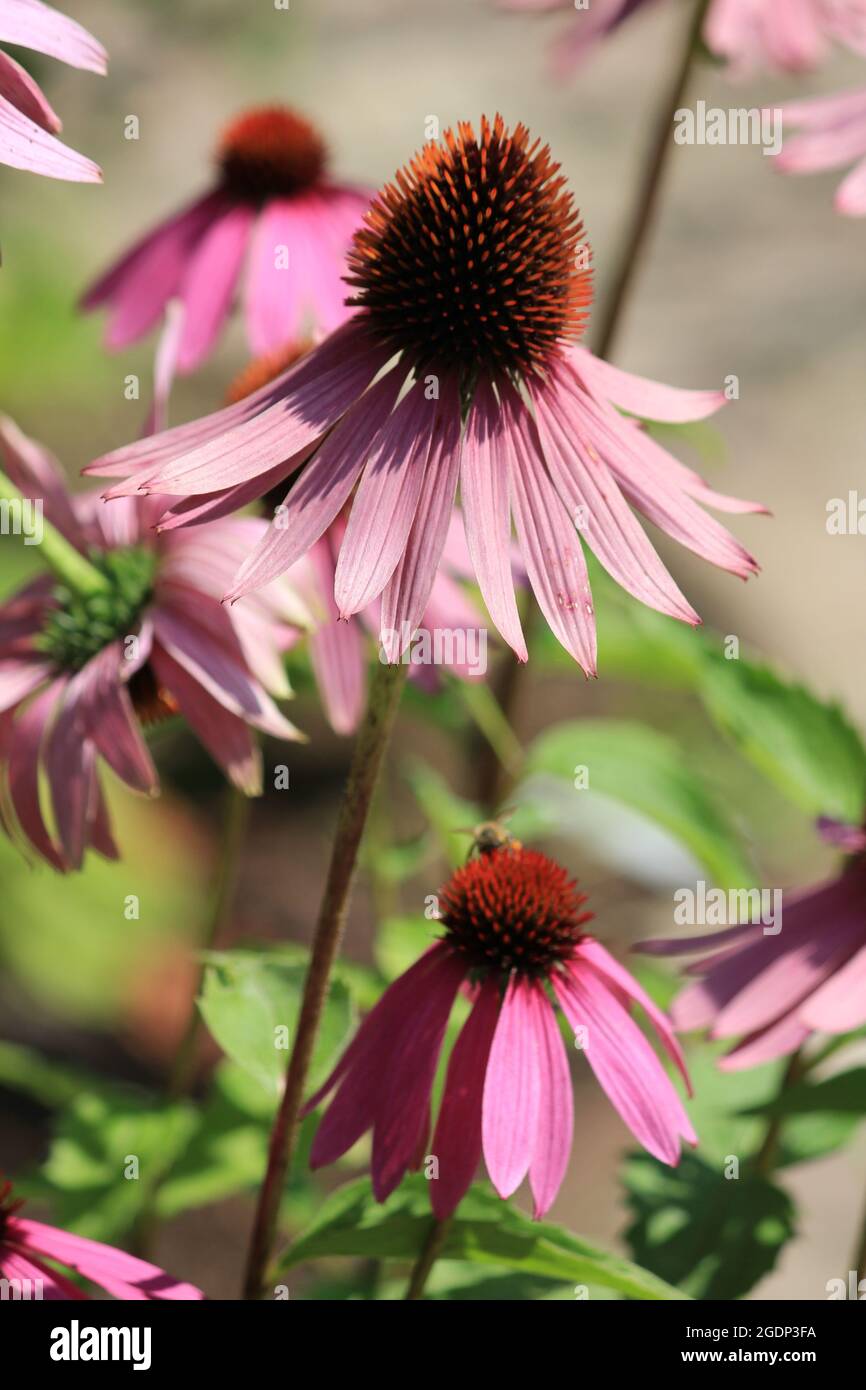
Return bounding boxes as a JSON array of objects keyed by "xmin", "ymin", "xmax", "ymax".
[{"xmin": 1, "ymin": 0, "xmax": 865, "ymax": 1299}]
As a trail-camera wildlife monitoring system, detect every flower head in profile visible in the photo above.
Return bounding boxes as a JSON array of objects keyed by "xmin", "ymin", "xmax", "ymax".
[
  {"xmin": 305, "ymin": 843, "xmax": 695, "ymax": 1219},
  {"xmin": 81, "ymin": 105, "xmax": 371, "ymax": 376},
  {"xmin": 774, "ymin": 86, "xmax": 866, "ymax": 216},
  {"xmin": 0, "ymin": 0, "xmax": 105, "ymax": 181},
  {"xmin": 91, "ymin": 116, "xmax": 762, "ymax": 676},
  {"xmin": 0, "ymin": 1178, "xmax": 202, "ymax": 1299},
  {"xmin": 0, "ymin": 417, "xmax": 307, "ymax": 871},
  {"xmin": 636, "ymin": 818, "xmax": 866, "ymax": 1070}
]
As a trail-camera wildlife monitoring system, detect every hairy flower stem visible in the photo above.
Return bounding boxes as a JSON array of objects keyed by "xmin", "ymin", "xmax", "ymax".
[
  {"xmin": 592, "ymin": 0, "xmax": 711, "ymax": 361},
  {"xmin": 130, "ymin": 784, "xmax": 250, "ymax": 1257},
  {"xmin": 482, "ymin": 1, "xmax": 709, "ymax": 796},
  {"xmin": 0, "ymin": 470, "xmax": 111, "ymax": 596},
  {"xmin": 241, "ymin": 660, "xmax": 409, "ymax": 1299},
  {"xmin": 404, "ymin": 1217, "xmax": 452, "ymax": 1301}
]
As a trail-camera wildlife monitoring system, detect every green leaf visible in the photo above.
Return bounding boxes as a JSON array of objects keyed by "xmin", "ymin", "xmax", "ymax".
[
  {"xmin": 24, "ymin": 1091, "xmax": 197, "ymax": 1243},
  {"xmin": 623, "ymin": 1151, "xmax": 796, "ymax": 1300},
  {"xmin": 198, "ymin": 951, "xmax": 354, "ymax": 1098},
  {"xmin": 746, "ymin": 1067, "xmax": 866, "ymax": 1119},
  {"xmin": 524, "ymin": 718, "xmax": 751, "ymax": 888},
  {"xmin": 699, "ymin": 657, "xmax": 866, "ymax": 823},
  {"xmin": 0, "ymin": 1041, "xmax": 108, "ymax": 1109},
  {"xmin": 645, "ymin": 418, "xmax": 727, "ymax": 470},
  {"xmin": 280, "ymin": 1176, "xmax": 689, "ymax": 1300}
]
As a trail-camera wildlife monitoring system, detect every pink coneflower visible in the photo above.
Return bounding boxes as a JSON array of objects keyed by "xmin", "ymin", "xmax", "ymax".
[
  {"xmin": 89, "ymin": 116, "xmax": 762, "ymax": 676},
  {"xmin": 0, "ymin": 0, "xmax": 105, "ymax": 181},
  {"xmin": 81, "ymin": 105, "xmax": 371, "ymax": 376},
  {"xmin": 0, "ymin": 1178, "xmax": 202, "ymax": 1298},
  {"xmin": 304, "ymin": 845, "xmax": 695, "ymax": 1219},
  {"xmin": 636, "ymin": 819, "xmax": 866, "ymax": 1069},
  {"xmin": 0, "ymin": 416, "xmax": 306, "ymax": 871},
  {"xmin": 774, "ymin": 86, "xmax": 866, "ymax": 215}
]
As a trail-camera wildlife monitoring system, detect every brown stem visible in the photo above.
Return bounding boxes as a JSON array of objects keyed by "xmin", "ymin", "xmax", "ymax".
[
  {"xmin": 592, "ymin": 0, "xmax": 711, "ymax": 362},
  {"xmin": 854, "ymin": 1194, "xmax": 866, "ymax": 1287},
  {"xmin": 241, "ymin": 660, "xmax": 409, "ymax": 1299},
  {"xmin": 404, "ymin": 1217, "xmax": 452, "ymax": 1301}
]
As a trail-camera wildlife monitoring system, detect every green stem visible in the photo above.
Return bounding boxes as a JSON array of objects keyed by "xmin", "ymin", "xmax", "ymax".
[
  {"xmin": 0, "ymin": 469, "xmax": 111, "ymax": 596},
  {"xmin": 753, "ymin": 1049, "xmax": 805, "ymax": 1176},
  {"xmin": 404, "ymin": 1216, "xmax": 452, "ymax": 1301},
  {"xmin": 592, "ymin": 0, "xmax": 711, "ymax": 361},
  {"xmin": 241, "ymin": 660, "xmax": 409, "ymax": 1299},
  {"xmin": 459, "ymin": 679, "xmax": 524, "ymax": 795}
]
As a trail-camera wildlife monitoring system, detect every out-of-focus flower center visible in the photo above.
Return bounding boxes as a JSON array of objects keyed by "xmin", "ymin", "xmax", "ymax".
[
  {"xmin": 438, "ymin": 845, "xmax": 592, "ymax": 978},
  {"xmin": 346, "ymin": 114, "xmax": 593, "ymax": 382},
  {"xmin": 35, "ymin": 546, "xmax": 157, "ymax": 673},
  {"xmin": 217, "ymin": 106, "xmax": 327, "ymax": 202},
  {"xmin": 224, "ymin": 340, "xmax": 313, "ymax": 405}
]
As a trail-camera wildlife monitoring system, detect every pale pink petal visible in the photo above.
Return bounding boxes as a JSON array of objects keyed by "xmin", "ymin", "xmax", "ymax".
[
  {"xmin": 0, "ymin": 48, "xmax": 59, "ymax": 130},
  {"xmin": 461, "ymin": 380, "xmax": 527, "ymax": 660},
  {"xmin": 0, "ymin": 90, "xmax": 100, "ymax": 179},
  {"xmin": 0, "ymin": 0, "xmax": 107, "ymax": 73},
  {"xmin": 568, "ymin": 345, "xmax": 725, "ymax": 422},
  {"xmin": 835, "ymin": 155, "xmax": 866, "ymax": 215},
  {"xmin": 797, "ymin": 943, "xmax": 866, "ymax": 1033},
  {"xmin": 482, "ymin": 978, "xmax": 540, "ymax": 1198},
  {"xmin": 501, "ymin": 380, "xmax": 597, "ymax": 671},
  {"xmin": 719, "ymin": 1014, "xmax": 811, "ymax": 1072},
  {"xmin": 0, "ymin": 656, "xmax": 51, "ymax": 711},
  {"xmin": 6, "ymin": 677, "xmax": 66, "ymax": 869},
  {"xmin": 335, "ymin": 378, "xmax": 440, "ymax": 618},
  {"xmin": 149, "ymin": 642, "xmax": 261, "ymax": 794},
  {"xmin": 528, "ymin": 986, "xmax": 574, "ymax": 1219}
]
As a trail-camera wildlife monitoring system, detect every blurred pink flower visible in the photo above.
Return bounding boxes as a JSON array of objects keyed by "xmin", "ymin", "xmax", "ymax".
[
  {"xmin": 81, "ymin": 106, "xmax": 371, "ymax": 376},
  {"xmin": 0, "ymin": 0, "xmax": 104, "ymax": 181},
  {"xmin": 774, "ymin": 85, "xmax": 866, "ymax": 214},
  {"xmin": 305, "ymin": 846, "xmax": 695, "ymax": 1219},
  {"xmin": 501, "ymin": 0, "xmax": 866, "ymax": 76},
  {"xmin": 636, "ymin": 821, "xmax": 866, "ymax": 1069},
  {"xmin": 0, "ymin": 1178, "xmax": 203, "ymax": 1299},
  {"xmin": 88, "ymin": 117, "xmax": 763, "ymax": 676},
  {"xmin": 0, "ymin": 416, "xmax": 307, "ymax": 871}
]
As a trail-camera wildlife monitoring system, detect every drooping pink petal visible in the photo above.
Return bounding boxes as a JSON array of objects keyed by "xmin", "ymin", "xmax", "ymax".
[
  {"xmin": 379, "ymin": 377, "xmax": 463, "ymax": 660},
  {"xmin": 0, "ymin": 48, "xmax": 60, "ymax": 130},
  {"xmin": 13, "ymin": 1219, "xmax": 203, "ymax": 1300},
  {"xmin": 149, "ymin": 642, "xmax": 261, "ymax": 794},
  {"xmin": 527, "ymin": 986, "xmax": 574, "ymax": 1219},
  {"xmin": 226, "ymin": 367, "xmax": 404, "ymax": 600},
  {"xmin": 335, "ymin": 377, "xmax": 441, "ymax": 618},
  {"xmin": 81, "ymin": 193, "xmax": 225, "ymax": 349},
  {"xmin": 796, "ymin": 942, "xmax": 866, "ymax": 1034},
  {"xmin": 0, "ymin": 1246, "xmax": 87, "ymax": 1299},
  {"xmin": 44, "ymin": 673, "xmax": 95, "ymax": 869},
  {"xmin": 568, "ymin": 345, "xmax": 726, "ymax": 422},
  {"xmin": 0, "ymin": 656, "xmax": 51, "ymax": 712},
  {"xmin": 835, "ymin": 155, "xmax": 866, "ymax": 214},
  {"xmin": 176, "ymin": 203, "xmax": 255, "ymax": 372},
  {"xmin": 0, "ymin": 0, "xmax": 107, "ymax": 73},
  {"xmin": 482, "ymin": 978, "xmax": 541, "ymax": 1198},
  {"xmin": 500, "ymin": 380, "xmax": 597, "ymax": 671},
  {"xmin": 429, "ymin": 977, "xmax": 500, "ymax": 1219},
  {"xmin": 76, "ymin": 644, "xmax": 159, "ymax": 796},
  {"xmin": 0, "ymin": 91, "xmax": 101, "ymax": 179},
  {"xmin": 577, "ymin": 938, "xmax": 691, "ymax": 1092},
  {"xmin": 554, "ymin": 962, "xmax": 695, "ymax": 1164},
  {"xmin": 718, "ymin": 1013, "xmax": 812, "ymax": 1072},
  {"xmin": 371, "ymin": 947, "xmax": 465, "ymax": 1201},
  {"xmin": 461, "ymin": 380, "xmax": 527, "ymax": 660},
  {"xmin": 6, "ymin": 677, "xmax": 66, "ymax": 869}
]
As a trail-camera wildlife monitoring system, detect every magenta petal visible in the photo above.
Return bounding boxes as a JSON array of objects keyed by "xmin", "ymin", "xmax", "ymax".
[
  {"xmin": 149, "ymin": 642, "xmax": 261, "ymax": 794},
  {"xmin": 79, "ymin": 645, "xmax": 159, "ymax": 795},
  {"xmin": 371, "ymin": 947, "xmax": 465, "ymax": 1202},
  {"xmin": 0, "ymin": 49, "xmax": 60, "ymax": 131},
  {"xmin": 461, "ymin": 380, "xmax": 527, "ymax": 660},
  {"xmin": 6, "ymin": 678, "xmax": 66, "ymax": 869},
  {"xmin": 482, "ymin": 978, "xmax": 541, "ymax": 1198},
  {"xmin": 14, "ymin": 1219, "xmax": 203, "ymax": 1300},
  {"xmin": 176, "ymin": 203, "xmax": 255, "ymax": 372},
  {"xmin": 718, "ymin": 1014, "xmax": 812, "ymax": 1072},
  {"xmin": 554, "ymin": 963, "xmax": 695, "ymax": 1165},
  {"xmin": 527, "ymin": 988, "xmax": 573, "ymax": 1220},
  {"xmin": 430, "ymin": 977, "xmax": 500, "ymax": 1219}
]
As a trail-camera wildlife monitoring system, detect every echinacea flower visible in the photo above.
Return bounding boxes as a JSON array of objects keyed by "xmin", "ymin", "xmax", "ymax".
[
  {"xmin": 774, "ymin": 86, "xmax": 866, "ymax": 215},
  {"xmin": 89, "ymin": 116, "xmax": 762, "ymax": 677},
  {"xmin": 81, "ymin": 105, "xmax": 371, "ymax": 377},
  {"xmin": 0, "ymin": 0, "xmax": 105, "ymax": 181},
  {"xmin": 0, "ymin": 1178, "xmax": 202, "ymax": 1299},
  {"xmin": 636, "ymin": 819, "xmax": 866, "ymax": 1069},
  {"xmin": 304, "ymin": 845, "xmax": 695, "ymax": 1219},
  {"xmin": 500, "ymin": 0, "xmax": 866, "ymax": 76},
  {"xmin": 0, "ymin": 415, "xmax": 307, "ymax": 871}
]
